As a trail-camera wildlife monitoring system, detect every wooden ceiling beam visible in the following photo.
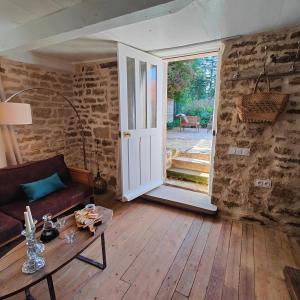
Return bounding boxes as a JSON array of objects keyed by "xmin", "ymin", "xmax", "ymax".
[{"xmin": 0, "ymin": 0, "xmax": 192, "ymax": 55}]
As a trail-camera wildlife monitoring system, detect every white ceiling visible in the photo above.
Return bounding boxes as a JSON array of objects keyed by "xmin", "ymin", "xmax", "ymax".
[
  {"xmin": 1, "ymin": 0, "xmax": 300, "ymax": 65},
  {"xmin": 88, "ymin": 0, "xmax": 300, "ymax": 54},
  {"xmin": 0, "ymin": 0, "xmax": 84, "ymax": 32}
]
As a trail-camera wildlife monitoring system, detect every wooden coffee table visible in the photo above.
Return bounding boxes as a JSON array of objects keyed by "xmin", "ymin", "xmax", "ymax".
[{"xmin": 0, "ymin": 206, "xmax": 113, "ymax": 300}]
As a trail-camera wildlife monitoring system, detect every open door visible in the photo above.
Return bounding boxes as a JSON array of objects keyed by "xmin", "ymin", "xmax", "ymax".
[{"xmin": 118, "ymin": 43, "xmax": 164, "ymax": 201}]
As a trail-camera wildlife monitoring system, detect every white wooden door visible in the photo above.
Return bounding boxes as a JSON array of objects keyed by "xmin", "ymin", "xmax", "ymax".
[{"xmin": 118, "ymin": 43, "xmax": 164, "ymax": 201}]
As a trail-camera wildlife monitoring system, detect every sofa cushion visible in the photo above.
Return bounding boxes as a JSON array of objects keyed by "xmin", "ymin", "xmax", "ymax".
[
  {"xmin": 0, "ymin": 211, "xmax": 23, "ymax": 246},
  {"xmin": 0, "ymin": 155, "xmax": 70, "ymax": 206},
  {"xmin": 21, "ymin": 173, "xmax": 67, "ymax": 202},
  {"xmin": 0, "ymin": 182, "xmax": 90, "ymax": 223}
]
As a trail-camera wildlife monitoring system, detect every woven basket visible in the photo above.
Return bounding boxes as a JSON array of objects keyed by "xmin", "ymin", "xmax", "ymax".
[{"xmin": 236, "ymin": 74, "xmax": 289, "ymax": 123}]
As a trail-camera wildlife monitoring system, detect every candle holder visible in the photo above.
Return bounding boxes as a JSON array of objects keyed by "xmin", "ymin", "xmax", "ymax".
[
  {"xmin": 33, "ymin": 219, "xmax": 45, "ymax": 254},
  {"xmin": 21, "ymin": 228, "xmax": 45, "ymax": 274}
]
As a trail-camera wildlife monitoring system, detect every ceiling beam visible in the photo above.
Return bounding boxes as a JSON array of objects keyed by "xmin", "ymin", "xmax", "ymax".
[
  {"xmin": 0, "ymin": 0, "xmax": 192, "ymax": 55},
  {"xmin": 5, "ymin": 53, "xmax": 74, "ymax": 72},
  {"xmin": 150, "ymin": 40, "xmax": 221, "ymax": 58}
]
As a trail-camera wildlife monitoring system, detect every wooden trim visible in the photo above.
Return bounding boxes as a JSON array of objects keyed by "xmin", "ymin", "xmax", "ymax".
[
  {"xmin": 0, "ymin": 235, "xmax": 21, "ymax": 250},
  {"xmin": 68, "ymin": 167, "xmax": 93, "ymax": 187},
  {"xmin": 164, "ymin": 50, "xmax": 219, "ymax": 62}
]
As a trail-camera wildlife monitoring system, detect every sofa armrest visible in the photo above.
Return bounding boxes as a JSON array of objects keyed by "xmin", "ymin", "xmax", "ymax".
[{"xmin": 68, "ymin": 167, "xmax": 93, "ymax": 187}]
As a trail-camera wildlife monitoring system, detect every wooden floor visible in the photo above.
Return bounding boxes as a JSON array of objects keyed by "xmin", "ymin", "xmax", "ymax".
[{"xmin": 9, "ymin": 198, "xmax": 300, "ymax": 300}]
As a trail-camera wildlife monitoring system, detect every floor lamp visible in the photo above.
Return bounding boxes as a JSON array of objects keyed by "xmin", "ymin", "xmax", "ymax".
[
  {"xmin": 0, "ymin": 102, "xmax": 31, "ymax": 167},
  {"xmin": 0, "ymin": 87, "xmax": 87, "ymax": 170}
]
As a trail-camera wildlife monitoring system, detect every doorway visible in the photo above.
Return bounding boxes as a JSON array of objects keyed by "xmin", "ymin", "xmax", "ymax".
[
  {"xmin": 117, "ymin": 43, "xmax": 219, "ymax": 213},
  {"xmin": 164, "ymin": 53, "xmax": 219, "ymax": 195}
]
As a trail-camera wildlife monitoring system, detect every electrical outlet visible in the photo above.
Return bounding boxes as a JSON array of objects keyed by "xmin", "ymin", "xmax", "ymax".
[
  {"xmin": 254, "ymin": 179, "xmax": 272, "ymax": 188},
  {"xmin": 255, "ymin": 179, "xmax": 262, "ymax": 187},
  {"xmin": 228, "ymin": 147, "xmax": 250, "ymax": 156},
  {"xmin": 228, "ymin": 147, "xmax": 236, "ymax": 155},
  {"xmin": 242, "ymin": 148, "xmax": 250, "ymax": 156},
  {"xmin": 235, "ymin": 148, "xmax": 243, "ymax": 155},
  {"xmin": 262, "ymin": 179, "xmax": 272, "ymax": 188}
]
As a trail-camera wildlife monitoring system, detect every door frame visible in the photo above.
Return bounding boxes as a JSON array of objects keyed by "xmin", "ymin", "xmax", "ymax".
[
  {"xmin": 208, "ymin": 46, "xmax": 223, "ymax": 196},
  {"xmin": 161, "ymin": 48, "xmax": 222, "ymax": 198}
]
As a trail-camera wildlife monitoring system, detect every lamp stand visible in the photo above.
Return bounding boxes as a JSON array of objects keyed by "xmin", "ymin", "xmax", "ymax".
[{"xmin": 5, "ymin": 87, "xmax": 87, "ymax": 170}]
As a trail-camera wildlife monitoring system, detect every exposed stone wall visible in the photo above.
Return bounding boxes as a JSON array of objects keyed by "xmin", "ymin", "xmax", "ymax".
[
  {"xmin": 0, "ymin": 58, "xmax": 80, "ymax": 167},
  {"xmin": 213, "ymin": 25, "xmax": 300, "ymax": 234},
  {"xmin": 73, "ymin": 61, "xmax": 120, "ymax": 194},
  {"xmin": 0, "ymin": 58, "xmax": 119, "ymax": 193}
]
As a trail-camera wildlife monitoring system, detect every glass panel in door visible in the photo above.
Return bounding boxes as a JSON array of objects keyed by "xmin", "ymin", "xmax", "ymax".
[
  {"xmin": 150, "ymin": 65, "xmax": 157, "ymax": 128},
  {"xmin": 139, "ymin": 61, "xmax": 147, "ymax": 129},
  {"xmin": 126, "ymin": 57, "xmax": 136, "ymax": 130}
]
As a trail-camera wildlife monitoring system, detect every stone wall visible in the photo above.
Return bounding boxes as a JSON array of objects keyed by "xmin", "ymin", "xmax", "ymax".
[
  {"xmin": 73, "ymin": 61, "xmax": 120, "ymax": 194},
  {"xmin": 0, "ymin": 58, "xmax": 120, "ymax": 194},
  {"xmin": 212, "ymin": 25, "xmax": 300, "ymax": 234},
  {"xmin": 0, "ymin": 58, "xmax": 80, "ymax": 167}
]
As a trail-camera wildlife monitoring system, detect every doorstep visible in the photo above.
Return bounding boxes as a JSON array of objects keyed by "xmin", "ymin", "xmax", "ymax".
[{"xmin": 143, "ymin": 185, "xmax": 217, "ymax": 215}]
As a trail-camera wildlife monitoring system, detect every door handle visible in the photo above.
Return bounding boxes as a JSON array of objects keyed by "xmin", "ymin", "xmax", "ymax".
[{"xmin": 123, "ymin": 131, "xmax": 131, "ymax": 138}]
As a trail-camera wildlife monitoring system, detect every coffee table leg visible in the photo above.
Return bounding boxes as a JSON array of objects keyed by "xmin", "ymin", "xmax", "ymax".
[
  {"xmin": 101, "ymin": 232, "xmax": 107, "ymax": 269},
  {"xmin": 46, "ymin": 275, "xmax": 56, "ymax": 300},
  {"xmin": 24, "ymin": 288, "xmax": 36, "ymax": 300},
  {"xmin": 76, "ymin": 233, "xmax": 107, "ymax": 270}
]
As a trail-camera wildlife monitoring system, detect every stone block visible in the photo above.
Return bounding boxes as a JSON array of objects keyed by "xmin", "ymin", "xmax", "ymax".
[
  {"xmin": 92, "ymin": 104, "xmax": 108, "ymax": 113},
  {"xmin": 93, "ymin": 127, "xmax": 110, "ymax": 138}
]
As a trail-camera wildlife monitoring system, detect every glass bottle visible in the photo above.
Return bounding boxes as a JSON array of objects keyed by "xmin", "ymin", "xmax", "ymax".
[
  {"xmin": 94, "ymin": 171, "xmax": 107, "ymax": 194},
  {"xmin": 40, "ymin": 214, "xmax": 59, "ymax": 243}
]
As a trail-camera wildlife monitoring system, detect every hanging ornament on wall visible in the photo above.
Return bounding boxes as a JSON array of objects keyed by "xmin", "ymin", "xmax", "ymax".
[{"xmin": 93, "ymin": 139, "xmax": 107, "ymax": 194}]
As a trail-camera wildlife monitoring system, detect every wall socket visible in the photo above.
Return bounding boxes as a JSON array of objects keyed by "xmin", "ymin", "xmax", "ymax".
[
  {"xmin": 254, "ymin": 179, "xmax": 272, "ymax": 188},
  {"xmin": 228, "ymin": 146, "xmax": 250, "ymax": 156}
]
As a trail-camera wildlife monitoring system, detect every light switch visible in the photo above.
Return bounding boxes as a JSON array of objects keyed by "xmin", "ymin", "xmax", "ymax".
[{"xmin": 228, "ymin": 147, "xmax": 250, "ymax": 156}]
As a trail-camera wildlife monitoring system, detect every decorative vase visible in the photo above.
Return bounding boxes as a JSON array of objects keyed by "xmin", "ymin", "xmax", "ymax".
[{"xmin": 94, "ymin": 171, "xmax": 107, "ymax": 194}]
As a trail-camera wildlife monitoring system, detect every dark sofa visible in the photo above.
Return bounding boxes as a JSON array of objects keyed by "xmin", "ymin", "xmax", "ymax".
[{"xmin": 0, "ymin": 155, "xmax": 93, "ymax": 247}]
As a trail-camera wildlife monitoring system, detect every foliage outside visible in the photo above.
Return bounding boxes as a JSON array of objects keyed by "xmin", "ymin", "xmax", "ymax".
[{"xmin": 167, "ymin": 56, "xmax": 217, "ymax": 128}]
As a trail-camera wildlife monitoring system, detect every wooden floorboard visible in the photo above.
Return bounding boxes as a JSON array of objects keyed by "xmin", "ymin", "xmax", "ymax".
[
  {"xmin": 204, "ymin": 221, "xmax": 232, "ymax": 300},
  {"xmin": 239, "ymin": 224, "xmax": 255, "ymax": 300},
  {"xmin": 222, "ymin": 221, "xmax": 243, "ymax": 300},
  {"xmin": 265, "ymin": 227, "xmax": 292, "ymax": 300},
  {"xmin": 176, "ymin": 218, "xmax": 212, "ymax": 297},
  {"xmin": 253, "ymin": 225, "xmax": 269, "ymax": 300},
  {"xmin": 8, "ymin": 198, "xmax": 296, "ymax": 300},
  {"xmin": 155, "ymin": 218, "xmax": 203, "ymax": 300},
  {"xmin": 189, "ymin": 220, "xmax": 223, "ymax": 300},
  {"xmin": 122, "ymin": 213, "xmax": 194, "ymax": 300}
]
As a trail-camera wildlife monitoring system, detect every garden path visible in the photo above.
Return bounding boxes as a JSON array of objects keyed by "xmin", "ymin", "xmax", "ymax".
[{"xmin": 167, "ymin": 127, "xmax": 212, "ymax": 154}]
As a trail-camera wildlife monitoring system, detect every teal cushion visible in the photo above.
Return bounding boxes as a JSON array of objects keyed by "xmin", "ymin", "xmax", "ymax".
[{"xmin": 21, "ymin": 173, "xmax": 66, "ymax": 202}]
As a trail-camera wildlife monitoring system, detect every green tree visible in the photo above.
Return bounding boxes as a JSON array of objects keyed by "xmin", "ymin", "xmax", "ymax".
[
  {"xmin": 167, "ymin": 61, "xmax": 194, "ymax": 101},
  {"xmin": 167, "ymin": 56, "xmax": 218, "ymax": 128},
  {"xmin": 167, "ymin": 56, "xmax": 218, "ymax": 103}
]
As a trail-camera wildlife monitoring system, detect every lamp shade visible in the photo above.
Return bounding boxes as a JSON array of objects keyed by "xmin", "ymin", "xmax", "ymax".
[{"xmin": 0, "ymin": 102, "xmax": 32, "ymax": 125}]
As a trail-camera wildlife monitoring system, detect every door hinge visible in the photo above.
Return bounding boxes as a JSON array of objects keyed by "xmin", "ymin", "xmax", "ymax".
[
  {"xmin": 213, "ymin": 130, "xmax": 216, "ymax": 136},
  {"xmin": 118, "ymin": 131, "xmax": 121, "ymax": 138}
]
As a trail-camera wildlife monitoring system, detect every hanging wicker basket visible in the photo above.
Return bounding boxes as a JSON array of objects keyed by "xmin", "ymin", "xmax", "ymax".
[{"xmin": 236, "ymin": 73, "xmax": 289, "ymax": 123}]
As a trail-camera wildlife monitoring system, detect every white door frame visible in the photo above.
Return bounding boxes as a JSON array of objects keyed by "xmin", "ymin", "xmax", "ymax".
[
  {"xmin": 162, "ymin": 48, "xmax": 222, "ymax": 198},
  {"xmin": 208, "ymin": 45, "xmax": 223, "ymax": 196}
]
